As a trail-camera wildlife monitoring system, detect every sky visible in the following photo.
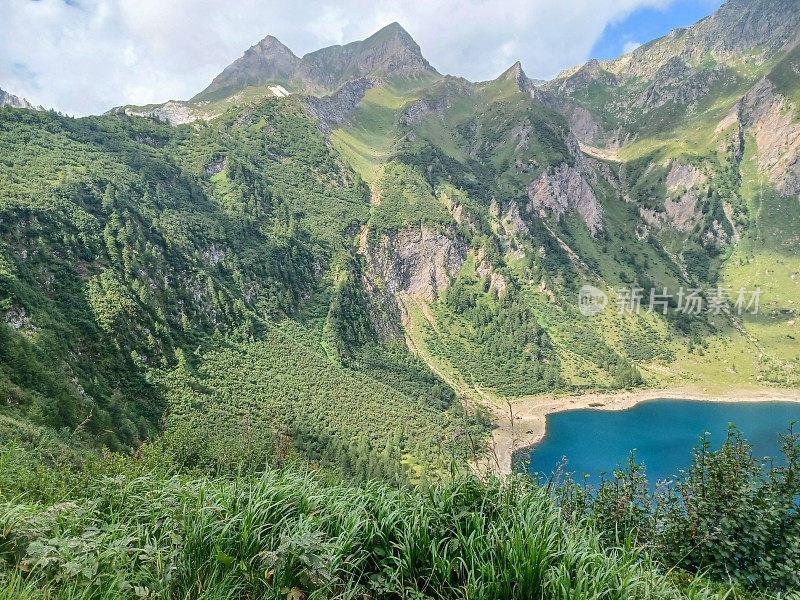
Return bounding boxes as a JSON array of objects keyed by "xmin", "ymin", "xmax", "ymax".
[
  {"xmin": 591, "ymin": 0, "xmax": 723, "ymax": 60},
  {"xmin": 0, "ymin": 0, "xmax": 724, "ymax": 116}
]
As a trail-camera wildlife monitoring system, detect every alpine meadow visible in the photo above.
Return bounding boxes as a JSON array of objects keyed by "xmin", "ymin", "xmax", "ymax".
[{"xmin": 2, "ymin": 0, "xmax": 800, "ymax": 598}]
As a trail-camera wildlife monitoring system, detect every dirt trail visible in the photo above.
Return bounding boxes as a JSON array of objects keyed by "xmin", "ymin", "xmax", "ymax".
[
  {"xmin": 579, "ymin": 142, "xmax": 621, "ymax": 162},
  {"xmin": 404, "ymin": 298, "xmax": 502, "ymax": 408}
]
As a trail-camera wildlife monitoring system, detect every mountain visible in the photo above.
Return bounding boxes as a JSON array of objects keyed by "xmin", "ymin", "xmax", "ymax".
[
  {"xmin": 0, "ymin": 87, "xmax": 43, "ymax": 110},
  {"xmin": 192, "ymin": 35, "xmax": 302, "ymax": 102},
  {"xmin": 4, "ymin": 0, "xmax": 800, "ymax": 485},
  {"xmin": 538, "ymin": 0, "xmax": 800, "ymax": 338},
  {"xmin": 3, "ymin": 2, "xmax": 800, "ymax": 595},
  {"xmin": 544, "ymin": 0, "xmax": 800, "ymax": 147},
  {"xmin": 192, "ymin": 22, "xmax": 438, "ymax": 102}
]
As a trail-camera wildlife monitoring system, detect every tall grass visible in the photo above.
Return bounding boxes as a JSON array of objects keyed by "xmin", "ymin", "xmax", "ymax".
[{"xmin": 0, "ymin": 465, "xmax": 730, "ymax": 600}]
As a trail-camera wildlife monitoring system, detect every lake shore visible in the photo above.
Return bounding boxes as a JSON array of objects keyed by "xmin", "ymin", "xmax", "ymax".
[{"xmin": 488, "ymin": 386, "xmax": 800, "ymax": 475}]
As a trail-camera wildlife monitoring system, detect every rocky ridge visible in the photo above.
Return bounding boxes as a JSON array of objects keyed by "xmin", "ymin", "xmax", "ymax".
[
  {"xmin": 0, "ymin": 87, "xmax": 43, "ymax": 111},
  {"xmin": 360, "ymin": 227, "xmax": 467, "ymax": 325},
  {"xmin": 194, "ymin": 23, "xmax": 438, "ymax": 103}
]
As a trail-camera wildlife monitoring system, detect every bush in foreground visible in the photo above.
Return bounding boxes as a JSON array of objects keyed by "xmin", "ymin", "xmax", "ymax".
[{"xmin": 556, "ymin": 426, "xmax": 800, "ymax": 594}]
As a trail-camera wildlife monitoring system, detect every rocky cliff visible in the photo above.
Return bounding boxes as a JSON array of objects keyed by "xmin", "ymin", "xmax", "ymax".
[
  {"xmin": 0, "ymin": 87, "xmax": 43, "ymax": 111},
  {"xmin": 526, "ymin": 137, "xmax": 604, "ymax": 235},
  {"xmin": 303, "ymin": 78, "xmax": 374, "ymax": 132},
  {"xmin": 719, "ymin": 76, "xmax": 800, "ymax": 197},
  {"xmin": 360, "ymin": 226, "xmax": 467, "ymax": 326}
]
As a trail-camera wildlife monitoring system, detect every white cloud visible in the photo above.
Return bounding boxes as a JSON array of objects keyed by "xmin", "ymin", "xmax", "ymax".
[
  {"xmin": 623, "ymin": 40, "xmax": 643, "ymax": 54},
  {"xmin": 1, "ymin": 0, "xmax": 681, "ymax": 116}
]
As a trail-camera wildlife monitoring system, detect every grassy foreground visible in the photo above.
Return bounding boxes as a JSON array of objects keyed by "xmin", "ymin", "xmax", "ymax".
[{"xmin": 0, "ymin": 454, "xmax": 732, "ymax": 600}]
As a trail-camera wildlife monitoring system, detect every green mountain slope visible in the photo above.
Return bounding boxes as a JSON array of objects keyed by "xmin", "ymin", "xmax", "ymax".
[
  {"xmin": 538, "ymin": 0, "xmax": 800, "ymax": 390},
  {"xmin": 0, "ymin": 101, "xmax": 484, "ymax": 480},
  {"xmin": 2, "ymin": 0, "xmax": 800, "ymax": 483}
]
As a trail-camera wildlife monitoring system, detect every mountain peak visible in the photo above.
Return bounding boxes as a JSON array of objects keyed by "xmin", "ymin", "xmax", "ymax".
[
  {"xmin": 301, "ymin": 22, "xmax": 436, "ymax": 85},
  {"xmin": 498, "ymin": 61, "xmax": 538, "ymax": 96},
  {"xmin": 501, "ymin": 61, "xmax": 526, "ymax": 80},
  {"xmin": 193, "ymin": 34, "xmax": 299, "ymax": 102},
  {"xmin": 374, "ymin": 22, "xmax": 411, "ymax": 38},
  {"xmin": 365, "ymin": 22, "xmax": 419, "ymax": 52},
  {"xmin": 595, "ymin": 0, "xmax": 800, "ymax": 80},
  {"xmin": 194, "ymin": 23, "xmax": 438, "ymax": 103},
  {"xmin": 254, "ymin": 35, "xmax": 295, "ymax": 53}
]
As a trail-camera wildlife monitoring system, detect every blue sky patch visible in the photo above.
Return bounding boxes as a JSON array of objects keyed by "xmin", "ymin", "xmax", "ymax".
[{"xmin": 590, "ymin": 0, "xmax": 724, "ymax": 61}]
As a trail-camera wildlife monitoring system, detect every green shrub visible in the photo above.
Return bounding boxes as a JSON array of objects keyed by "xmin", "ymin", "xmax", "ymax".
[{"xmin": 559, "ymin": 426, "xmax": 800, "ymax": 593}]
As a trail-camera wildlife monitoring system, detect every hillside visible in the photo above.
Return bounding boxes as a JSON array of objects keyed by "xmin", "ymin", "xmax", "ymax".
[
  {"xmin": 0, "ymin": 102, "xmax": 485, "ymax": 483},
  {"xmin": 4, "ymin": 0, "xmax": 800, "ymax": 477},
  {"xmin": 2, "ymin": 0, "xmax": 800, "ymax": 596},
  {"xmin": 0, "ymin": 448, "xmax": 754, "ymax": 600}
]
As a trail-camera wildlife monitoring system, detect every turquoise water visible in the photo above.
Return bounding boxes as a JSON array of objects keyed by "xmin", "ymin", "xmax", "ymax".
[{"xmin": 521, "ymin": 400, "xmax": 800, "ymax": 485}]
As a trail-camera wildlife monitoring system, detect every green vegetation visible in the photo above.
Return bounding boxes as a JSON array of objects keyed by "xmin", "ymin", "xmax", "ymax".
[
  {"xmin": 3, "ymin": 420, "xmax": 797, "ymax": 598},
  {"xmin": 159, "ymin": 327, "xmax": 486, "ymax": 481},
  {"xmin": 767, "ymin": 41, "xmax": 800, "ymax": 117},
  {"xmin": 556, "ymin": 426, "xmax": 800, "ymax": 593},
  {"xmin": 3, "ymin": 5, "xmax": 800, "ymax": 595},
  {"xmin": 430, "ymin": 277, "xmax": 561, "ymax": 396},
  {"xmin": 2, "ymin": 428, "xmax": 783, "ymax": 600},
  {"xmin": 0, "ymin": 100, "xmax": 485, "ymax": 476},
  {"xmin": 369, "ymin": 161, "xmax": 454, "ymax": 235}
]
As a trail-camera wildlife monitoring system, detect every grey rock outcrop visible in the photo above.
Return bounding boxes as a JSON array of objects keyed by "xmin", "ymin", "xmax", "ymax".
[
  {"xmin": 526, "ymin": 137, "xmax": 604, "ymax": 235},
  {"xmin": 0, "ymin": 88, "xmax": 43, "ymax": 111},
  {"xmin": 304, "ymin": 78, "xmax": 374, "ymax": 132},
  {"xmin": 124, "ymin": 101, "xmax": 202, "ymax": 125},
  {"xmin": 665, "ymin": 161, "xmax": 707, "ymax": 191},
  {"xmin": 719, "ymin": 77, "xmax": 800, "ymax": 197},
  {"xmin": 527, "ymin": 164, "xmax": 603, "ymax": 235},
  {"xmin": 400, "ymin": 79, "xmax": 473, "ymax": 126},
  {"xmin": 360, "ymin": 226, "xmax": 467, "ymax": 324}
]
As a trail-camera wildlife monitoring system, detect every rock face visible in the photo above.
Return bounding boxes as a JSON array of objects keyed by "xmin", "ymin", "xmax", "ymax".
[
  {"xmin": 720, "ymin": 77, "xmax": 800, "ymax": 197},
  {"xmin": 361, "ymin": 226, "xmax": 467, "ymax": 324},
  {"xmin": 665, "ymin": 161, "xmax": 707, "ymax": 191},
  {"xmin": 525, "ymin": 137, "xmax": 604, "ymax": 235},
  {"xmin": 194, "ymin": 23, "xmax": 438, "ymax": 103},
  {"xmin": 124, "ymin": 101, "xmax": 203, "ymax": 126},
  {"xmin": 303, "ymin": 78, "xmax": 373, "ymax": 132},
  {"xmin": 634, "ymin": 59, "xmax": 724, "ymax": 111},
  {"xmin": 664, "ymin": 192, "xmax": 703, "ymax": 231},
  {"xmin": 400, "ymin": 79, "xmax": 474, "ymax": 126},
  {"xmin": 0, "ymin": 88, "xmax": 43, "ymax": 111},
  {"xmin": 205, "ymin": 156, "xmax": 226, "ymax": 177},
  {"xmin": 300, "ymin": 23, "xmax": 437, "ymax": 89},
  {"xmin": 527, "ymin": 164, "xmax": 603, "ymax": 234}
]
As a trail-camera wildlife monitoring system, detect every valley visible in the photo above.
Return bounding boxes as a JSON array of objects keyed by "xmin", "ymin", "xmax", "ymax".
[{"xmin": 2, "ymin": 0, "xmax": 800, "ymax": 596}]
